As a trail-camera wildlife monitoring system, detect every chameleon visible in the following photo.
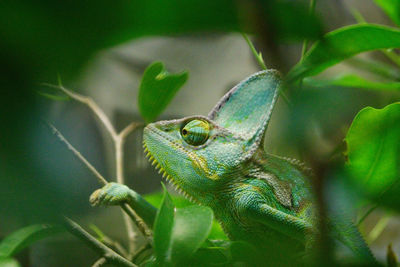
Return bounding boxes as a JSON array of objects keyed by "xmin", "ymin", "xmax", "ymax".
[{"xmin": 90, "ymin": 70, "xmax": 376, "ymax": 265}]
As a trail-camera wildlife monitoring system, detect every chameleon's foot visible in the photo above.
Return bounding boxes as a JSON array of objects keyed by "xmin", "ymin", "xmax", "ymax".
[{"xmin": 90, "ymin": 182, "xmax": 130, "ymax": 207}]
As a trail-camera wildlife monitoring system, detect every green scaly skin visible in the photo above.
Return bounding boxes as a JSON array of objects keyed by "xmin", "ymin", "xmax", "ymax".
[{"xmin": 90, "ymin": 70, "xmax": 376, "ymax": 265}]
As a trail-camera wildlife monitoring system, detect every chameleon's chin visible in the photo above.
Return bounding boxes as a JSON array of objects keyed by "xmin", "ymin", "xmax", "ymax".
[{"xmin": 143, "ymin": 124, "xmax": 196, "ymax": 202}]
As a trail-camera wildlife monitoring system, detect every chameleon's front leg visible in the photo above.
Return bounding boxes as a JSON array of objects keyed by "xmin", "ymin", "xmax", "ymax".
[
  {"xmin": 243, "ymin": 201, "xmax": 313, "ymax": 243},
  {"xmin": 90, "ymin": 182, "xmax": 158, "ymax": 228}
]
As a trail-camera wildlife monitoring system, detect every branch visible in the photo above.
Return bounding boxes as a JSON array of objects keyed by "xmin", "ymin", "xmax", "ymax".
[
  {"xmin": 241, "ymin": 33, "xmax": 267, "ymax": 70},
  {"xmin": 115, "ymin": 123, "xmax": 144, "ymax": 257},
  {"xmin": 47, "ymin": 123, "xmax": 108, "ymax": 185},
  {"xmin": 45, "ymin": 82, "xmax": 150, "ymax": 254},
  {"xmin": 92, "ymin": 257, "xmax": 107, "ymax": 267},
  {"xmin": 42, "ymin": 83, "xmax": 118, "ymax": 139},
  {"xmin": 119, "ymin": 122, "xmax": 143, "ymax": 140},
  {"xmin": 48, "ymin": 123, "xmax": 152, "ymax": 245},
  {"xmin": 63, "ymin": 217, "xmax": 137, "ymax": 267},
  {"xmin": 242, "ymin": 33, "xmax": 290, "ymax": 105},
  {"xmin": 300, "ymin": 0, "xmax": 317, "ymax": 61}
]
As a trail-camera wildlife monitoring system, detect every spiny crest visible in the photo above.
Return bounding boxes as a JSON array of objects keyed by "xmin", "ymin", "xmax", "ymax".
[
  {"xmin": 143, "ymin": 141, "xmax": 196, "ymax": 203},
  {"xmin": 279, "ymin": 156, "xmax": 313, "ymax": 176}
]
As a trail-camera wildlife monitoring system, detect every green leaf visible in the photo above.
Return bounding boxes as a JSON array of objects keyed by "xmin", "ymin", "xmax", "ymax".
[
  {"xmin": 138, "ymin": 62, "xmax": 188, "ymax": 123},
  {"xmin": 208, "ymin": 221, "xmax": 228, "ymax": 240},
  {"xmin": 374, "ymin": 0, "xmax": 400, "ymax": 27},
  {"xmin": 259, "ymin": 1, "xmax": 323, "ymax": 41},
  {"xmin": 37, "ymin": 80, "xmax": 70, "ymax": 101},
  {"xmin": 287, "ymin": 24, "xmax": 400, "ymax": 82},
  {"xmin": 170, "ymin": 205, "xmax": 213, "ymax": 264},
  {"xmin": 345, "ymin": 102, "xmax": 400, "ymax": 209},
  {"xmin": 88, "ymin": 224, "xmax": 105, "ymax": 241},
  {"xmin": 152, "ymin": 187, "xmax": 214, "ymax": 265},
  {"xmin": 0, "ymin": 224, "xmax": 64, "ymax": 259},
  {"xmin": 0, "ymin": 258, "xmax": 21, "ymax": 267},
  {"xmin": 37, "ymin": 91, "xmax": 70, "ymax": 101},
  {"xmin": 229, "ymin": 241, "xmax": 263, "ymax": 265},
  {"xmin": 144, "ymin": 191, "xmax": 192, "ymax": 209},
  {"xmin": 387, "ymin": 243, "xmax": 399, "ymax": 267},
  {"xmin": 304, "ymin": 74, "xmax": 400, "ymax": 90},
  {"xmin": 146, "ymin": 191, "xmax": 227, "ymax": 240},
  {"xmin": 153, "ymin": 185, "xmax": 175, "ymax": 265},
  {"xmin": 190, "ymin": 247, "xmax": 230, "ymax": 266}
]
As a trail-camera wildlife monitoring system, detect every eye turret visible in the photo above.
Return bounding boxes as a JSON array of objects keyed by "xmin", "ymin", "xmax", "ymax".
[{"xmin": 181, "ymin": 120, "xmax": 210, "ymax": 146}]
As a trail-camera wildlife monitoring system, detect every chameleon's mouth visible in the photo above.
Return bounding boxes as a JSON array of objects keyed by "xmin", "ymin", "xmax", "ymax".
[{"xmin": 142, "ymin": 137, "xmax": 196, "ymax": 203}]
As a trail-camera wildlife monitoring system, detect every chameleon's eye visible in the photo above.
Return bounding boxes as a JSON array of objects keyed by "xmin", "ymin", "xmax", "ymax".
[{"xmin": 181, "ymin": 119, "xmax": 210, "ymax": 146}]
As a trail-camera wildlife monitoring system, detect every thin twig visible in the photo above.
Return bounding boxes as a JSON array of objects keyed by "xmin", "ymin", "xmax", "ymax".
[
  {"xmin": 300, "ymin": 0, "xmax": 317, "ymax": 61},
  {"xmin": 42, "ymin": 83, "xmax": 118, "ymax": 139},
  {"xmin": 115, "ymin": 122, "xmax": 143, "ymax": 257},
  {"xmin": 48, "ymin": 122, "xmax": 152, "ymax": 246},
  {"xmin": 47, "ymin": 123, "xmax": 108, "ymax": 185},
  {"xmin": 92, "ymin": 257, "xmax": 107, "ymax": 267},
  {"xmin": 242, "ymin": 33, "xmax": 267, "ymax": 70},
  {"xmin": 368, "ymin": 214, "xmax": 391, "ymax": 244},
  {"xmin": 90, "ymin": 224, "xmax": 129, "ymax": 258},
  {"xmin": 131, "ymin": 243, "xmax": 152, "ymax": 263},
  {"xmin": 241, "ymin": 33, "xmax": 291, "ymax": 105},
  {"xmin": 381, "ymin": 49, "xmax": 400, "ymax": 68},
  {"xmin": 357, "ymin": 204, "xmax": 378, "ymax": 226},
  {"xmin": 45, "ymin": 82, "xmax": 150, "ymax": 254},
  {"xmin": 63, "ymin": 217, "xmax": 137, "ymax": 267},
  {"xmin": 120, "ymin": 122, "xmax": 142, "ymax": 140}
]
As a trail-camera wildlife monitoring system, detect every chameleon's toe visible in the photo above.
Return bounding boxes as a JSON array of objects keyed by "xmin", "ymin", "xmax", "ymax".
[
  {"xmin": 89, "ymin": 189, "xmax": 103, "ymax": 206},
  {"xmin": 89, "ymin": 182, "xmax": 130, "ymax": 206}
]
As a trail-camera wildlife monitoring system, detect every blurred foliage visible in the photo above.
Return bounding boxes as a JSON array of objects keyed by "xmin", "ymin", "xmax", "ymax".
[
  {"xmin": 138, "ymin": 62, "xmax": 188, "ymax": 123},
  {"xmin": 345, "ymin": 102, "xmax": 400, "ymax": 210},
  {"xmin": 0, "ymin": 224, "xmax": 64, "ymax": 266},
  {"xmin": 374, "ymin": 0, "xmax": 400, "ymax": 26},
  {"xmin": 0, "ymin": 258, "xmax": 20, "ymax": 267},
  {"xmin": 304, "ymin": 74, "xmax": 400, "ymax": 91},
  {"xmin": 287, "ymin": 24, "xmax": 400, "ymax": 82},
  {"xmin": 387, "ymin": 243, "xmax": 399, "ymax": 267}
]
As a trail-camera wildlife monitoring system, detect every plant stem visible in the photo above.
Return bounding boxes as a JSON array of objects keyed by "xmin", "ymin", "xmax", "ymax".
[
  {"xmin": 115, "ymin": 122, "xmax": 143, "ymax": 257},
  {"xmin": 48, "ymin": 123, "xmax": 151, "ymax": 245},
  {"xmin": 47, "ymin": 123, "xmax": 108, "ymax": 185},
  {"xmin": 300, "ymin": 0, "xmax": 317, "ymax": 62},
  {"xmin": 45, "ymin": 82, "xmax": 148, "ymax": 254},
  {"xmin": 346, "ymin": 57, "xmax": 400, "ymax": 80},
  {"xmin": 350, "ymin": 8, "xmax": 366, "ymax": 24},
  {"xmin": 357, "ymin": 204, "xmax": 378, "ymax": 227},
  {"xmin": 92, "ymin": 257, "xmax": 107, "ymax": 267},
  {"xmin": 242, "ymin": 33, "xmax": 267, "ymax": 70},
  {"xmin": 368, "ymin": 214, "xmax": 390, "ymax": 244},
  {"xmin": 241, "ymin": 33, "xmax": 290, "ymax": 105},
  {"xmin": 382, "ymin": 49, "xmax": 400, "ymax": 68},
  {"xmin": 63, "ymin": 217, "xmax": 137, "ymax": 267}
]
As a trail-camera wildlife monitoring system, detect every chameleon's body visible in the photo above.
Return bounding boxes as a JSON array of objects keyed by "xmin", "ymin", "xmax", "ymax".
[{"xmin": 91, "ymin": 70, "xmax": 375, "ymax": 264}]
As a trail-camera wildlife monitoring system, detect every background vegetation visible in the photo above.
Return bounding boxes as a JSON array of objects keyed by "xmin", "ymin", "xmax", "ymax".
[{"xmin": 0, "ymin": 0, "xmax": 399, "ymax": 266}]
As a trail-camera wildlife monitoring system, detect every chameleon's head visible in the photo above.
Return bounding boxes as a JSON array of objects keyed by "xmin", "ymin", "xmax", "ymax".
[{"xmin": 143, "ymin": 70, "xmax": 281, "ymax": 203}]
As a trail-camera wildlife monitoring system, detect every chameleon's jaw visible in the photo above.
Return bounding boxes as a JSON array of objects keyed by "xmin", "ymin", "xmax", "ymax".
[{"xmin": 143, "ymin": 125, "xmax": 197, "ymax": 203}]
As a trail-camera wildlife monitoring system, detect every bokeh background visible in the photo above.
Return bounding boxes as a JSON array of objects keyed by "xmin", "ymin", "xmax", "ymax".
[{"xmin": 1, "ymin": 0, "xmax": 399, "ymax": 266}]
